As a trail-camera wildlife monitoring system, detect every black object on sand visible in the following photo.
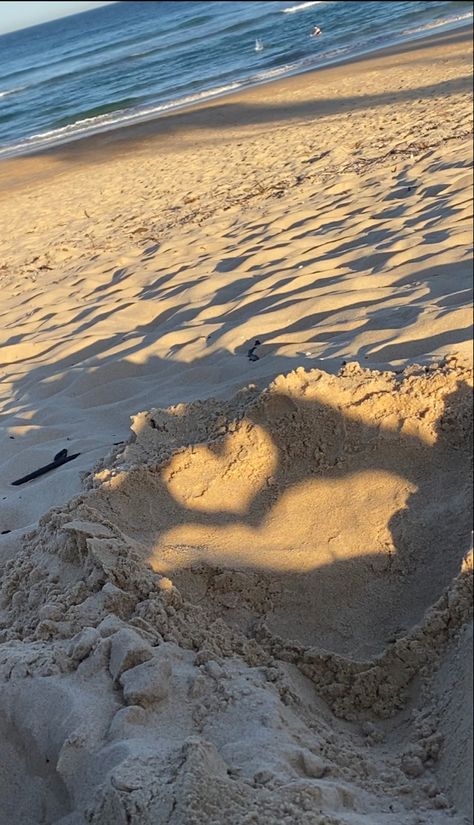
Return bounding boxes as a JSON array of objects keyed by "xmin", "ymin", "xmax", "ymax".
[
  {"xmin": 12, "ymin": 448, "xmax": 81, "ymax": 486},
  {"xmin": 247, "ymin": 340, "xmax": 261, "ymax": 362}
]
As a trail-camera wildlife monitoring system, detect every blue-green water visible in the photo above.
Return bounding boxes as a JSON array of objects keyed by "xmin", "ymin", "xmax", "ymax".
[{"xmin": 0, "ymin": 0, "xmax": 471, "ymax": 157}]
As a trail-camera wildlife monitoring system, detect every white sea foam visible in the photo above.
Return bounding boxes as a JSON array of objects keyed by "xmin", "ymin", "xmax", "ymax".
[
  {"xmin": 403, "ymin": 11, "xmax": 473, "ymax": 36},
  {"xmin": 0, "ymin": 82, "xmax": 244, "ymax": 158},
  {"xmin": 0, "ymin": 87, "xmax": 25, "ymax": 99},
  {"xmin": 281, "ymin": 1, "xmax": 324, "ymax": 14},
  {"xmin": 0, "ymin": 5, "xmax": 470, "ymax": 160}
]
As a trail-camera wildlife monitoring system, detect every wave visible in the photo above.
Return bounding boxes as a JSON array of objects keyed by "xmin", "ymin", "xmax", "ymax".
[
  {"xmin": 0, "ymin": 82, "xmax": 244, "ymax": 158},
  {"xmin": 180, "ymin": 13, "xmax": 214, "ymax": 30},
  {"xmin": 403, "ymin": 10, "xmax": 473, "ymax": 35},
  {"xmin": 48, "ymin": 97, "xmax": 144, "ymax": 130},
  {"xmin": 0, "ymin": 86, "xmax": 25, "ymax": 99},
  {"xmin": 1, "ymin": 3, "xmax": 471, "ymax": 159},
  {"xmin": 0, "ymin": 34, "xmax": 142, "ymax": 86},
  {"xmin": 2, "ymin": 43, "xmax": 353, "ymax": 156},
  {"xmin": 281, "ymin": 1, "xmax": 325, "ymax": 13},
  {"xmin": 1, "ymin": 17, "xmax": 247, "ymax": 99}
]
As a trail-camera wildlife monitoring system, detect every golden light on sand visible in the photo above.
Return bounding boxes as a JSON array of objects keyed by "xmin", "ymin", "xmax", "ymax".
[
  {"xmin": 0, "ymin": 25, "xmax": 472, "ymax": 825},
  {"xmin": 153, "ymin": 469, "xmax": 411, "ymax": 575},
  {"xmin": 160, "ymin": 423, "xmax": 277, "ymax": 515}
]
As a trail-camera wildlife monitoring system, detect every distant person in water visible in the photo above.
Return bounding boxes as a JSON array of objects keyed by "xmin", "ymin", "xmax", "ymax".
[{"xmin": 310, "ymin": 26, "xmax": 321, "ymax": 37}]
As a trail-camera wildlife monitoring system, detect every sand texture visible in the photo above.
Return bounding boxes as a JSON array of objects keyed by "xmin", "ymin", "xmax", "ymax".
[{"xmin": 0, "ymin": 28, "xmax": 472, "ymax": 825}]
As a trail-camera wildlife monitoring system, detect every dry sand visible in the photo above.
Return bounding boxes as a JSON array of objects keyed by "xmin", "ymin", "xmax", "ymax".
[{"xmin": 0, "ymin": 28, "xmax": 472, "ymax": 825}]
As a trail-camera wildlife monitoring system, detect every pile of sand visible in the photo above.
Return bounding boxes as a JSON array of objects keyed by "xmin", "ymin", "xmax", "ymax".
[{"xmin": 0, "ymin": 361, "xmax": 472, "ymax": 824}]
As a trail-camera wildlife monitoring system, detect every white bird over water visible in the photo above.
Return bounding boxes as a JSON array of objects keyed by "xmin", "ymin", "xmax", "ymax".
[{"xmin": 255, "ymin": 38, "xmax": 264, "ymax": 52}]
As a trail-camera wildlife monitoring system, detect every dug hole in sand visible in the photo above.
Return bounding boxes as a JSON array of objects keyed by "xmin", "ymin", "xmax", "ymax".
[{"xmin": 0, "ymin": 361, "xmax": 472, "ymax": 825}]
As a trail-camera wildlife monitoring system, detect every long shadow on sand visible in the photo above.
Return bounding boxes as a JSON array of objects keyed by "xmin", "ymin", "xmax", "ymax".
[{"xmin": 80, "ymin": 366, "xmax": 473, "ymax": 660}]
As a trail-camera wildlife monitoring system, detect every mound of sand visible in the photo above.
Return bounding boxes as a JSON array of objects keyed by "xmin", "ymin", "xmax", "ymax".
[{"xmin": 0, "ymin": 362, "xmax": 472, "ymax": 824}]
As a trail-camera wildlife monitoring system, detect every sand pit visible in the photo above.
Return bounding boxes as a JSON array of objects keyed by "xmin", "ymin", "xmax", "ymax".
[{"xmin": 0, "ymin": 362, "xmax": 472, "ymax": 824}]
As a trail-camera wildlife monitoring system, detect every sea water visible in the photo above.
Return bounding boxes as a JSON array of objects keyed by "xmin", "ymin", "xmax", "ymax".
[{"xmin": 0, "ymin": 0, "xmax": 471, "ymax": 157}]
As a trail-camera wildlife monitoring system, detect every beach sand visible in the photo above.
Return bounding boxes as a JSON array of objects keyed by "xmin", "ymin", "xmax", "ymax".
[{"xmin": 0, "ymin": 28, "xmax": 472, "ymax": 825}]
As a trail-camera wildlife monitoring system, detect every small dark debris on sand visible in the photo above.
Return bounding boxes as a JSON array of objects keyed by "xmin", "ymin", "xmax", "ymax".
[
  {"xmin": 248, "ymin": 340, "xmax": 261, "ymax": 362},
  {"xmin": 12, "ymin": 448, "xmax": 81, "ymax": 486}
]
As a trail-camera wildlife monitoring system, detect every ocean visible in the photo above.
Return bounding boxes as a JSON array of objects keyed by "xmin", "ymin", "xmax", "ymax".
[{"xmin": 0, "ymin": 0, "xmax": 472, "ymax": 158}]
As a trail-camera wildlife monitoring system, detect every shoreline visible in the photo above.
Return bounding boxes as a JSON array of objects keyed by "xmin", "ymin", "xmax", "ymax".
[{"xmin": 0, "ymin": 23, "xmax": 472, "ymax": 168}]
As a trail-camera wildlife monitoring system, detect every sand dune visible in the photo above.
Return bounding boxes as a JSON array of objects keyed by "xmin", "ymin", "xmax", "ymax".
[{"xmin": 0, "ymin": 28, "xmax": 472, "ymax": 825}]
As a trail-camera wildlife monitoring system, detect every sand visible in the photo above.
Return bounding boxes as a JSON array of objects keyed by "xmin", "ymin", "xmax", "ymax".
[{"xmin": 0, "ymin": 28, "xmax": 472, "ymax": 825}]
